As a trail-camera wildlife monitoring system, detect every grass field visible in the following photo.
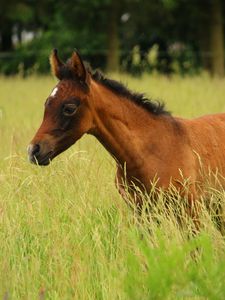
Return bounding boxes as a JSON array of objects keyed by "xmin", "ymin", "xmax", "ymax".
[{"xmin": 0, "ymin": 74, "xmax": 225, "ymax": 299}]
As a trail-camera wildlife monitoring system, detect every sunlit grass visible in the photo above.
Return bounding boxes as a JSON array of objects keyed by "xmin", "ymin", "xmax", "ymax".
[{"xmin": 0, "ymin": 74, "xmax": 225, "ymax": 299}]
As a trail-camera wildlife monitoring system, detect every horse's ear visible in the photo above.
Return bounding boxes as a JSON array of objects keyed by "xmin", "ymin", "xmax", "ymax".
[
  {"xmin": 49, "ymin": 49, "xmax": 64, "ymax": 80},
  {"xmin": 69, "ymin": 51, "xmax": 89, "ymax": 84}
]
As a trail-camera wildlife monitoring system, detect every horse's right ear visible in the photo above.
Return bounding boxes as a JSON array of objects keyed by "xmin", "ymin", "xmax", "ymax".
[{"xmin": 49, "ymin": 49, "xmax": 64, "ymax": 80}]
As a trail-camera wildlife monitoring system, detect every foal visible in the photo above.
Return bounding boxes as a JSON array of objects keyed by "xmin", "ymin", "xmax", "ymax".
[{"xmin": 28, "ymin": 50, "xmax": 225, "ymax": 226}]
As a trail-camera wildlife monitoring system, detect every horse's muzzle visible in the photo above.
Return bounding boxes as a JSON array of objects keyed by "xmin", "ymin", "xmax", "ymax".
[{"xmin": 27, "ymin": 143, "xmax": 53, "ymax": 166}]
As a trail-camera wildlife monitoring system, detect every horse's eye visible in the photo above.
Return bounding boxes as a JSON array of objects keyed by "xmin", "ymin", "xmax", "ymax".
[{"xmin": 63, "ymin": 103, "xmax": 78, "ymax": 116}]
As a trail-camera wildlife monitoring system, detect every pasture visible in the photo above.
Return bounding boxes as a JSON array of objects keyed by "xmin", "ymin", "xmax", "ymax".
[{"xmin": 0, "ymin": 74, "xmax": 225, "ymax": 299}]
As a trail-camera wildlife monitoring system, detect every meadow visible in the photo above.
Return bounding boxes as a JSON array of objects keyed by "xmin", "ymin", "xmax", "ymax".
[{"xmin": 0, "ymin": 73, "xmax": 225, "ymax": 299}]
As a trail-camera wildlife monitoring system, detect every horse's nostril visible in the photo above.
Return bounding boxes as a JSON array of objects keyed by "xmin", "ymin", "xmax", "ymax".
[{"xmin": 32, "ymin": 144, "xmax": 40, "ymax": 157}]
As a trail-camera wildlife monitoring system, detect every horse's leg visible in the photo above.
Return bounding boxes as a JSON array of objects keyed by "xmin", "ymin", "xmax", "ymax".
[
  {"xmin": 186, "ymin": 190, "xmax": 201, "ymax": 233},
  {"xmin": 213, "ymin": 198, "xmax": 225, "ymax": 235},
  {"xmin": 115, "ymin": 167, "xmax": 127, "ymax": 199},
  {"xmin": 115, "ymin": 166, "xmax": 143, "ymax": 211}
]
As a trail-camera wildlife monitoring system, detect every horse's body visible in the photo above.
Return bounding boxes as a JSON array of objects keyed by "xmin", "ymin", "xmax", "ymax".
[
  {"xmin": 115, "ymin": 112, "xmax": 225, "ymax": 201},
  {"xmin": 28, "ymin": 50, "xmax": 225, "ymax": 225}
]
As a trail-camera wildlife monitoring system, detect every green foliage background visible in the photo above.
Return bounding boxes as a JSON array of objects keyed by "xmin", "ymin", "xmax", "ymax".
[{"xmin": 1, "ymin": 0, "xmax": 224, "ymax": 75}]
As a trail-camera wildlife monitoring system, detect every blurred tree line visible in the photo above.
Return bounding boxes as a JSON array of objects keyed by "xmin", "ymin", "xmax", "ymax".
[{"xmin": 0, "ymin": 0, "xmax": 224, "ymax": 76}]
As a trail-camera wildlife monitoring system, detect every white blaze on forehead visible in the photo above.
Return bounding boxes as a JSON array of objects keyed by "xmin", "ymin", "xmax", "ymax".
[{"xmin": 50, "ymin": 87, "xmax": 58, "ymax": 97}]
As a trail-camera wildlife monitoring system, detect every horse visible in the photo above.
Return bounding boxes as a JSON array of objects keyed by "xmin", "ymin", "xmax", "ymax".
[{"xmin": 28, "ymin": 49, "xmax": 225, "ymax": 229}]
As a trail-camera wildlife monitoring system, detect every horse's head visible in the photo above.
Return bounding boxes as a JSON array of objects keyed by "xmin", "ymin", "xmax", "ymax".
[{"xmin": 28, "ymin": 49, "xmax": 95, "ymax": 165}]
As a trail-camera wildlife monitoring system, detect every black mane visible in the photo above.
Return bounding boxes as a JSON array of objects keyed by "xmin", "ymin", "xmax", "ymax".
[
  {"xmin": 89, "ymin": 69, "xmax": 170, "ymax": 116},
  {"xmin": 62, "ymin": 59, "xmax": 170, "ymax": 116}
]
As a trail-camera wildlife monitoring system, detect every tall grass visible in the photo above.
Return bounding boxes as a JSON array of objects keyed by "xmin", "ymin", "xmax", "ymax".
[{"xmin": 0, "ymin": 74, "xmax": 225, "ymax": 299}]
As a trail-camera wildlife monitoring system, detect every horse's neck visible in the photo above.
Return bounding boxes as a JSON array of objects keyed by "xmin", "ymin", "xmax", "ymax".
[{"xmin": 90, "ymin": 82, "xmax": 170, "ymax": 171}]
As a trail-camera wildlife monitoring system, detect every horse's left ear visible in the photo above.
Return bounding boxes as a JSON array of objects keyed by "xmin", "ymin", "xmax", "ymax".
[
  {"xmin": 49, "ymin": 49, "xmax": 65, "ymax": 80},
  {"xmin": 69, "ymin": 51, "xmax": 89, "ymax": 84}
]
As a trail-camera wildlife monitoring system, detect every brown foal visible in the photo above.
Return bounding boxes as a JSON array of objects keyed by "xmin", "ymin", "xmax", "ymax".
[{"xmin": 28, "ymin": 50, "xmax": 225, "ymax": 226}]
